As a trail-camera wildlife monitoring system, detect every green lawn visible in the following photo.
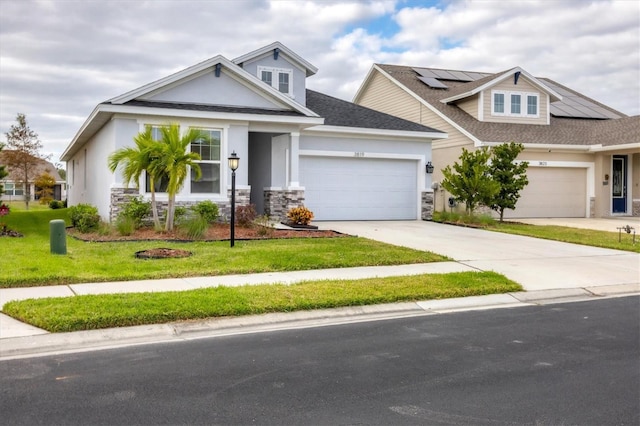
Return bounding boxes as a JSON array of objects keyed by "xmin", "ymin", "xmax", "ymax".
[
  {"xmin": 9, "ymin": 208, "xmax": 631, "ymax": 334},
  {"xmin": 492, "ymin": 222, "xmax": 640, "ymax": 253},
  {"xmin": 2, "ymin": 271, "xmax": 521, "ymax": 332},
  {"xmin": 0, "ymin": 209, "xmax": 447, "ymax": 288}
]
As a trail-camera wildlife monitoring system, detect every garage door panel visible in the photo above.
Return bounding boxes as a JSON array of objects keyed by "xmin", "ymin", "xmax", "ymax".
[
  {"xmin": 301, "ymin": 157, "xmax": 417, "ymax": 221},
  {"xmin": 505, "ymin": 167, "xmax": 586, "ymax": 218}
]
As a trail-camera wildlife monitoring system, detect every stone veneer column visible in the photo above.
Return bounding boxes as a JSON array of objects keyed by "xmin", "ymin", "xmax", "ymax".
[
  {"xmin": 264, "ymin": 188, "xmax": 305, "ymax": 221},
  {"xmin": 421, "ymin": 191, "xmax": 434, "ymax": 220},
  {"xmin": 632, "ymin": 199, "xmax": 640, "ymax": 217},
  {"xmin": 220, "ymin": 188, "xmax": 251, "ymax": 221},
  {"xmin": 590, "ymin": 197, "xmax": 596, "ymax": 218},
  {"xmin": 109, "ymin": 187, "xmax": 140, "ymax": 223}
]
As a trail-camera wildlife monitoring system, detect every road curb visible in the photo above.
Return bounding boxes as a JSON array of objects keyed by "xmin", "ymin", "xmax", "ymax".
[{"xmin": 2, "ymin": 291, "xmax": 638, "ymax": 361}]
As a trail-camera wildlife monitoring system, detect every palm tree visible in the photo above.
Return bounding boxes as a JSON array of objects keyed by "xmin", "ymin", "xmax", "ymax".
[
  {"xmin": 156, "ymin": 124, "xmax": 206, "ymax": 231},
  {"xmin": 108, "ymin": 127, "xmax": 163, "ymax": 229}
]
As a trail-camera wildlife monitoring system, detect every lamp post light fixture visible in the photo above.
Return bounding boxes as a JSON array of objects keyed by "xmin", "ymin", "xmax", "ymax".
[
  {"xmin": 228, "ymin": 151, "xmax": 240, "ymax": 248},
  {"xmin": 425, "ymin": 161, "xmax": 434, "ymax": 174}
]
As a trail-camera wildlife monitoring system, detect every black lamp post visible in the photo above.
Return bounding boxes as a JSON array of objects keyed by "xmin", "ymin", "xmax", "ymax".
[{"xmin": 228, "ymin": 151, "xmax": 240, "ymax": 248}]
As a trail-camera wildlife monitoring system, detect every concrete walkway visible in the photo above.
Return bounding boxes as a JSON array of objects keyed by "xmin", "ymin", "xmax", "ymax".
[{"xmin": 1, "ymin": 219, "xmax": 639, "ymax": 352}]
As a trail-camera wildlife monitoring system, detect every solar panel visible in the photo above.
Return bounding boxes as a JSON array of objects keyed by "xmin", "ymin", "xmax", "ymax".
[
  {"xmin": 418, "ymin": 76, "xmax": 449, "ymax": 89},
  {"xmin": 448, "ymin": 70, "xmax": 474, "ymax": 81},
  {"xmin": 413, "ymin": 68, "xmax": 438, "ymax": 78},
  {"xmin": 430, "ymin": 69, "xmax": 458, "ymax": 80},
  {"xmin": 464, "ymin": 72, "xmax": 491, "ymax": 80},
  {"xmin": 543, "ymin": 79, "xmax": 623, "ymax": 119}
]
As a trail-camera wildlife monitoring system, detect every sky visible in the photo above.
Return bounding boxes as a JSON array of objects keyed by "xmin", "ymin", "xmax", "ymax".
[{"xmin": 1, "ymin": 0, "xmax": 638, "ymax": 165}]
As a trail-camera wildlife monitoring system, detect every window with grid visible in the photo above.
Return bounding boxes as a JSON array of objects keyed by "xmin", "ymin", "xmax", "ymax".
[
  {"xmin": 258, "ymin": 66, "xmax": 293, "ymax": 96},
  {"xmin": 3, "ymin": 182, "xmax": 24, "ymax": 196},
  {"xmin": 190, "ymin": 129, "xmax": 221, "ymax": 194},
  {"xmin": 144, "ymin": 126, "xmax": 169, "ymax": 193},
  {"xmin": 492, "ymin": 91, "xmax": 539, "ymax": 117}
]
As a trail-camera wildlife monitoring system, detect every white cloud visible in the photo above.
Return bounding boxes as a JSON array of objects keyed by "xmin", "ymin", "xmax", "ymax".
[{"xmin": 0, "ymin": 0, "xmax": 637, "ymax": 163}]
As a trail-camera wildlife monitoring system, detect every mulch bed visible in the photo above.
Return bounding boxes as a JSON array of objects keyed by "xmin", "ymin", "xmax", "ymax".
[
  {"xmin": 135, "ymin": 248, "xmax": 193, "ymax": 259},
  {"xmin": 0, "ymin": 228, "xmax": 24, "ymax": 237},
  {"xmin": 68, "ymin": 223, "xmax": 345, "ymax": 242}
]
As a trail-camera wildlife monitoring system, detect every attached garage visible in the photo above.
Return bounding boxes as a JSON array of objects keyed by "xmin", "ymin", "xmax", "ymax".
[
  {"xmin": 505, "ymin": 167, "xmax": 587, "ymax": 218},
  {"xmin": 300, "ymin": 156, "xmax": 418, "ymax": 220}
]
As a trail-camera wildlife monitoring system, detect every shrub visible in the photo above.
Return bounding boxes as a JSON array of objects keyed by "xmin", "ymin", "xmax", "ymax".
[
  {"xmin": 235, "ymin": 204, "xmax": 257, "ymax": 227},
  {"xmin": 115, "ymin": 215, "xmax": 137, "ymax": 236},
  {"xmin": 120, "ymin": 196, "xmax": 150, "ymax": 229},
  {"xmin": 181, "ymin": 216, "xmax": 208, "ymax": 240},
  {"xmin": 173, "ymin": 206, "xmax": 188, "ymax": 226},
  {"xmin": 192, "ymin": 200, "xmax": 219, "ymax": 223},
  {"xmin": 69, "ymin": 204, "xmax": 100, "ymax": 233},
  {"xmin": 49, "ymin": 200, "xmax": 64, "ymax": 209},
  {"xmin": 254, "ymin": 214, "xmax": 275, "ymax": 238},
  {"xmin": 287, "ymin": 205, "xmax": 314, "ymax": 226}
]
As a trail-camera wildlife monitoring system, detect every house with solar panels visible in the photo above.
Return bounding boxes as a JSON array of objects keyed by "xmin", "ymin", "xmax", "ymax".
[{"xmin": 354, "ymin": 65, "xmax": 639, "ymax": 218}]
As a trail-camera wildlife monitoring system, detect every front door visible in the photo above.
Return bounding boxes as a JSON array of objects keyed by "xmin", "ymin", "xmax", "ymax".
[{"xmin": 612, "ymin": 155, "xmax": 627, "ymax": 214}]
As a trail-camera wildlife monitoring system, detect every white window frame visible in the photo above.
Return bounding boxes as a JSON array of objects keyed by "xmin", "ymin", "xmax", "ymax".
[
  {"xmin": 190, "ymin": 128, "xmax": 222, "ymax": 195},
  {"xmin": 491, "ymin": 90, "xmax": 539, "ymax": 118},
  {"xmin": 3, "ymin": 182, "xmax": 24, "ymax": 196},
  {"xmin": 144, "ymin": 125, "xmax": 169, "ymax": 194},
  {"xmin": 258, "ymin": 66, "xmax": 293, "ymax": 97}
]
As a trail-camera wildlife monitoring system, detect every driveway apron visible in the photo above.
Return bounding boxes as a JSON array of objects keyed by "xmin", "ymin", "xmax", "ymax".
[{"xmin": 320, "ymin": 221, "xmax": 640, "ymax": 291}]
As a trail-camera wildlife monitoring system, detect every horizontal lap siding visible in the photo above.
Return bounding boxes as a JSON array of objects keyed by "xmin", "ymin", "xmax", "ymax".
[{"xmin": 357, "ymin": 72, "xmax": 421, "ymax": 123}]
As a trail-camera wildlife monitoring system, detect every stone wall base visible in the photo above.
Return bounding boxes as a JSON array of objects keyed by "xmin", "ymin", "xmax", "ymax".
[
  {"xmin": 264, "ymin": 189, "xmax": 305, "ymax": 221},
  {"xmin": 109, "ymin": 187, "xmax": 251, "ymax": 224},
  {"xmin": 633, "ymin": 200, "xmax": 640, "ymax": 217},
  {"xmin": 590, "ymin": 197, "xmax": 596, "ymax": 218},
  {"xmin": 421, "ymin": 191, "xmax": 434, "ymax": 220}
]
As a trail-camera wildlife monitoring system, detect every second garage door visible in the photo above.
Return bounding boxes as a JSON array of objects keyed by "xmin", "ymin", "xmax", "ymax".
[
  {"xmin": 300, "ymin": 156, "xmax": 418, "ymax": 220},
  {"xmin": 505, "ymin": 167, "xmax": 587, "ymax": 218}
]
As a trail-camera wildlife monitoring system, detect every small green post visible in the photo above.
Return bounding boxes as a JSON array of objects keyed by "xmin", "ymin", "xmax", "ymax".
[{"xmin": 50, "ymin": 219, "xmax": 67, "ymax": 255}]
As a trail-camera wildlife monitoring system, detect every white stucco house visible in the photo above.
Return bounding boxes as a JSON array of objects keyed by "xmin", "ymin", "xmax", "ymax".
[{"xmin": 61, "ymin": 42, "xmax": 446, "ymax": 222}]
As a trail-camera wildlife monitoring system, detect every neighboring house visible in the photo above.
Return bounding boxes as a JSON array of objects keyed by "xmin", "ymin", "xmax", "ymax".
[
  {"xmin": 61, "ymin": 42, "xmax": 446, "ymax": 222},
  {"xmin": 0, "ymin": 150, "xmax": 66, "ymax": 202},
  {"xmin": 354, "ymin": 65, "xmax": 640, "ymax": 218}
]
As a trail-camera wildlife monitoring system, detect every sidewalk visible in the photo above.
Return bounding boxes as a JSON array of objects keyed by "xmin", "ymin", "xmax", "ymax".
[
  {"xmin": 1, "ymin": 262, "xmax": 473, "ymax": 339},
  {"xmin": 2, "ymin": 219, "xmax": 639, "ymax": 357}
]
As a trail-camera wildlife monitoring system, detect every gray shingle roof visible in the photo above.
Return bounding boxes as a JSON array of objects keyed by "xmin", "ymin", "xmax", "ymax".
[
  {"xmin": 377, "ymin": 64, "xmax": 635, "ymax": 146},
  {"xmin": 305, "ymin": 89, "xmax": 443, "ymax": 133},
  {"xmin": 121, "ymin": 100, "xmax": 306, "ymax": 117}
]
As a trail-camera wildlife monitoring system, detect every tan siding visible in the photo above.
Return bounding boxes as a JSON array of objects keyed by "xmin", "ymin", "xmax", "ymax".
[
  {"xmin": 483, "ymin": 77, "xmax": 548, "ymax": 125},
  {"xmin": 357, "ymin": 71, "xmax": 421, "ymax": 122},
  {"xmin": 456, "ymin": 94, "xmax": 479, "ymax": 119}
]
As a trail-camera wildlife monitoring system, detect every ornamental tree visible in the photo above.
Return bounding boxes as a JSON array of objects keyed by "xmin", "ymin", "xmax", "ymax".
[
  {"xmin": 34, "ymin": 172, "xmax": 56, "ymax": 204},
  {"xmin": 0, "ymin": 143, "xmax": 7, "ymax": 194},
  {"xmin": 441, "ymin": 147, "xmax": 500, "ymax": 214},
  {"xmin": 488, "ymin": 142, "xmax": 529, "ymax": 222},
  {"xmin": 3, "ymin": 113, "xmax": 48, "ymax": 210}
]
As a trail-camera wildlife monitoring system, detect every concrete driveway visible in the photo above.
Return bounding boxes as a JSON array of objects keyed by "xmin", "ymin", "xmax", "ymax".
[{"xmin": 319, "ymin": 221, "xmax": 640, "ymax": 292}]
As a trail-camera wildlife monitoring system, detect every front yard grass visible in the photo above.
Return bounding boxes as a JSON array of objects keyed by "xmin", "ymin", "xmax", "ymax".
[
  {"xmin": 0, "ymin": 209, "xmax": 447, "ymax": 288},
  {"xmin": 432, "ymin": 211, "xmax": 640, "ymax": 253},
  {"xmin": 492, "ymin": 222, "xmax": 640, "ymax": 253},
  {"xmin": 2, "ymin": 271, "xmax": 521, "ymax": 332}
]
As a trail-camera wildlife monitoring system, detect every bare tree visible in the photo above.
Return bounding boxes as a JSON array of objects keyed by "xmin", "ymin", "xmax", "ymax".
[
  {"xmin": 3, "ymin": 113, "xmax": 48, "ymax": 209},
  {"xmin": 0, "ymin": 143, "xmax": 7, "ymax": 194}
]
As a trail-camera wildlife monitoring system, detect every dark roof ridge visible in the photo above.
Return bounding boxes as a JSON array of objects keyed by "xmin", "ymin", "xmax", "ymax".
[{"xmin": 306, "ymin": 89, "xmax": 444, "ymax": 133}]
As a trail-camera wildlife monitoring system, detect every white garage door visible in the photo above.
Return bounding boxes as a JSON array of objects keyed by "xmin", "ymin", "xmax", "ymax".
[
  {"xmin": 300, "ymin": 156, "xmax": 418, "ymax": 220},
  {"xmin": 505, "ymin": 167, "xmax": 586, "ymax": 218}
]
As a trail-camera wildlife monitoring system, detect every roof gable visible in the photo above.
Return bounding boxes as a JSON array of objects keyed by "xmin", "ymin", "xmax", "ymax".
[
  {"xmin": 232, "ymin": 41, "xmax": 318, "ymax": 77},
  {"xmin": 439, "ymin": 67, "xmax": 563, "ymax": 104},
  {"xmin": 107, "ymin": 55, "xmax": 318, "ymax": 117}
]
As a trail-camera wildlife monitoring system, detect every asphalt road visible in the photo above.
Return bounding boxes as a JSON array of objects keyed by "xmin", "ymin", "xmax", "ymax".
[{"xmin": 1, "ymin": 296, "xmax": 638, "ymax": 425}]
